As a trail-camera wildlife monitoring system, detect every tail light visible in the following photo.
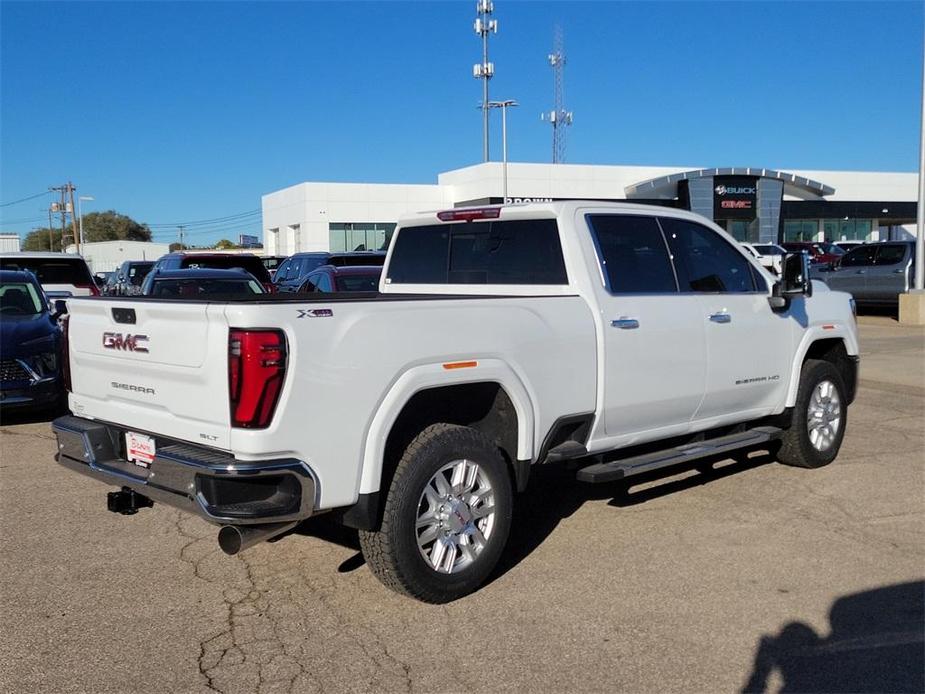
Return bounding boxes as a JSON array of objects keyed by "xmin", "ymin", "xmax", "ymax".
[
  {"xmin": 262, "ymin": 282, "xmax": 276, "ymax": 293},
  {"xmin": 61, "ymin": 315, "xmax": 72, "ymax": 392},
  {"xmin": 228, "ymin": 329, "xmax": 287, "ymax": 428}
]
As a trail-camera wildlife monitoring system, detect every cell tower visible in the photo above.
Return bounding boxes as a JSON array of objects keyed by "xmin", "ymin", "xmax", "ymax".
[
  {"xmin": 541, "ymin": 25, "xmax": 573, "ymax": 164},
  {"xmin": 473, "ymin": 0, "xmax": 498, "ymax": 162}
]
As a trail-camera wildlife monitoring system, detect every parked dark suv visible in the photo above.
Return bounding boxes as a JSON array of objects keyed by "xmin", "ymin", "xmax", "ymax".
[
  {"xmin": 107, "ymin": 260, "xmax": 154, "ymax": 296},
  {"xmin": 274, "ymin": 252, "xmax": 385, "ymax": 293},
  {"xmin": 150, "ymin": 253, "xmax": 274, "ymax": 292},
  {"xmin": 299, "ymin": 265, "xmax": 383, "ymax": 293},
  {"xmin": 142, "ymin": 268, "xmax": 266, "ymax": 297},
  {"xmin": 0, "ymin": 270, "xmax": 65, "ymax": 410}
]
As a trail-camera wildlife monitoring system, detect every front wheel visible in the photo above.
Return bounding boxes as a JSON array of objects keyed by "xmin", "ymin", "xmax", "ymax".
[
  {"xmin": 777, "ymin": 359, "xmax": 847, "ymax": 469},
  {"xmin": 359, "ymin": 423, "xmax": 513, "ymax": 603}
]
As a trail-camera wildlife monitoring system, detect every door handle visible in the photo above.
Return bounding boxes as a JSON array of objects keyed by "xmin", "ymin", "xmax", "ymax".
[
  {"xmin": 856, "ymin": 270, "xmax": 866, "ymax": 274},
  {"xmin": 611, "ymin": 317, "xmax": 640, "ymax": 330},
  {"xmin": 893, "ymin": 269, "xmax": 905, "ymax": 274},
  {"xmin": 709, "ymin": 313, "xmax": 732, "ymax": 324}
]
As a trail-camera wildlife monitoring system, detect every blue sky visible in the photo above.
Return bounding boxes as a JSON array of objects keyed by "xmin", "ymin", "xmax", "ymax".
[{"xmin": 1, "ymin": 1, "xmax": 922, "ymax": 245}]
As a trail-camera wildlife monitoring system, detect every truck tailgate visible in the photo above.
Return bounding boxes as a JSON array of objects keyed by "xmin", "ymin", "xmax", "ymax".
[{"xmin": 66, "ymin": 299, "xmax": 232, "ymax": 449}]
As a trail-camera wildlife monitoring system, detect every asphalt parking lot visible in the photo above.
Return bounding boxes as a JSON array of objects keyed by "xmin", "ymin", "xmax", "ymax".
[{"xmin": 1, "ymin": 314, "xmax": 923, "ymax": 694}]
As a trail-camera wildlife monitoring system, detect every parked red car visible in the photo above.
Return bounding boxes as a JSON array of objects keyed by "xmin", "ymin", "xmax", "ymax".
[{"xmin": 781, "ymin": 242, "xmax": 845, "ymax": 265}]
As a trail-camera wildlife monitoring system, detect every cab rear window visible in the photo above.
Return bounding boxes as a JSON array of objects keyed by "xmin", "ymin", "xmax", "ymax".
[{"xmin": 386, "ymin": 219, "xmax": 567, "ymax": 285}]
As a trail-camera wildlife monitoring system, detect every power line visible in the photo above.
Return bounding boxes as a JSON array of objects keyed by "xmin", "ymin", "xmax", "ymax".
[
  {"xmin": 0, "ymin": 214, "xmax": 47, "ymax": 225},
  {"xmin": 147, "ymin": 208, "xmax": 260, "ymax": 228},
  {"xmin": 0, "ymin": 191, "xmax": 52, "ymax": 208}
]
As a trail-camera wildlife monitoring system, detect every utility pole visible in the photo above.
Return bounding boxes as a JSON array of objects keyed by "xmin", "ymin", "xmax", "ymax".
[
  {"xmin": 177, "ymin": 225, "xmax": 186, "ymax": 249},
  {"xmin": 47, "ymin": 207, "xmax": 54, "ymax": 251},
  {"xmin": 473, "ymin": 0, "xmax": 498, "ymax": 162},
  {"xmin": 67, "ymin": 182, "xmax": 80, "ymax": 254},
  {"xmin": 49, "ymin": 183, "xmax": 78, "ymax": 252}
]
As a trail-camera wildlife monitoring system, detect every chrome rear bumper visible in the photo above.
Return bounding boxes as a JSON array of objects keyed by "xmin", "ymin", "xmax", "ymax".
[{"xmin": 52, "ymin": 415, "xmax": 316, "ymax": 525}]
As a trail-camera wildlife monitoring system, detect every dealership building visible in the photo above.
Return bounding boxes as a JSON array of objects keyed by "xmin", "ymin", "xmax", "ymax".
[{"xmin": 261, "ymin": 162, "xmax": 918, "ymax": 255}]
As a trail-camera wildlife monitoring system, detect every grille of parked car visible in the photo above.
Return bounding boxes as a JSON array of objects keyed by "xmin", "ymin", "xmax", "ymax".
[{"xmin": 0, "ymin": 359, "xmax": 30, "ymax": 383}]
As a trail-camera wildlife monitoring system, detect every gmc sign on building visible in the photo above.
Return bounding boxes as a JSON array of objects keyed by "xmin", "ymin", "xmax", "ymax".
[{"xmin": 713, "ymin": 175, "xmax": 758, "ymax": 219}]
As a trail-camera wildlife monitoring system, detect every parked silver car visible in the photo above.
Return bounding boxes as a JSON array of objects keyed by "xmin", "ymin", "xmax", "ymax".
[{"xmin": 811, "ymin": 241, "xmax": 916, "ymax": 306}]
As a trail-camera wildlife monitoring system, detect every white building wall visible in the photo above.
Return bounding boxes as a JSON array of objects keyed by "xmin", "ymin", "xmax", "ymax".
[
  {"xmin": 262, "ymin": 182, "xmax": 451, "ymax": 253},
  {"xmin": 64, "ymin": 240, "xmax": 170, "ymax": 273},
  {"xmin": 0, "ymin": 234, "xmax": 22, "ymax": 253},
  {"xmin": 264, "ymin": 163, "xmax": 919, "ymax": 248}
]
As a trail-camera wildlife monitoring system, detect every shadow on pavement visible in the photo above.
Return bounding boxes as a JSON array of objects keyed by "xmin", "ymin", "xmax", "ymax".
[
  {"xmin": 287, "ymin": 451, "xmax": 776, "ymax": 580},
  {"xmin": 741, "ymin": 580, "xmax": 925, "ymax": 693},
  {"xmin": 0, "ymin": 401, "xmax": 68, "ymax": 426},
  {"xmin": 489, "ymin": 452, "xmax": 775, "ymax": 584},
  {"xmin": 857, "ymin": 305, "xmax": 899, "ymax": 321}
]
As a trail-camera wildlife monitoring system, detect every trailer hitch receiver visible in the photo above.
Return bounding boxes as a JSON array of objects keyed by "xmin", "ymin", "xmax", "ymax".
[{"xmin": 107, "ymin": 487, "xmax": 154, "ymax": 515}]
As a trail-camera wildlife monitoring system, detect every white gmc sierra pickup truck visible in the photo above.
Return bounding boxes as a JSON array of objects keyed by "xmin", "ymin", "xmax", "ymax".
[{"xmin": 53, "ymin": 201, "xmax": 859, "ymax": 602}]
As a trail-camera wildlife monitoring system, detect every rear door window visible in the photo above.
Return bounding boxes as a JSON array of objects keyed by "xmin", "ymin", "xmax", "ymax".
[
  {"xmin": 386, "ymin": 219, "xmax": 568, "ymax": 285},
  {"xmin": 873, "ymin": 245, "xmax": 908, "ymax": 266},
  {"xmin": 587, "ymin": 215, "xmax": 677, "ymax": 293},
  {"xmin": 840, "ymin": 246, "xmax": 877, "ymax": 267},
  {"xmin": 659, "ymin": 217, "xmax": 758, "ymax": 293}
]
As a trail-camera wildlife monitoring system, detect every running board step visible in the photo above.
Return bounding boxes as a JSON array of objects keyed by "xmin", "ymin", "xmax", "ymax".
[{"xmin": 576, "ymin": 426, "xmax": 782, "ymax": 484}]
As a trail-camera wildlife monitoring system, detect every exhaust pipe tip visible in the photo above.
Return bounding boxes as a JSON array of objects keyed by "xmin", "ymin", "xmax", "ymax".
[
  {"xmin": 218, "ymin": 525, "xmax": 246, "ymax": 555},
  {"xmin": 218, "ymin": 521, "xmax": 299, "ymax": 556}
]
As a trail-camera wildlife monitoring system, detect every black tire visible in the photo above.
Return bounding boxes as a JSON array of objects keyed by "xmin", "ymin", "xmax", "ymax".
[
  {"xmin": 359, "ymin": 423, "xmax": 513, "ymax": 603},
  {"xmin": 777, "ymin": 359, "xmax": 847, "ymax": 469}
]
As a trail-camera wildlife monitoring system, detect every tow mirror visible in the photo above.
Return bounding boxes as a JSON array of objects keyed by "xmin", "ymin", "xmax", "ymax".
[
  {"xmin": 769, "ymin": 252, "xmax": 813, "ymax": 311},
  {"xmin": 781, "ymin": 252, "xmax": 813, "ymax": 297},
  {"xmin": 52, "ymin": 299, "xmax": 68, "ymax": 318}
]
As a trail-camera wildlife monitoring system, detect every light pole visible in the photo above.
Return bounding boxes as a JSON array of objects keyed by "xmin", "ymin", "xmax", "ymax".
[
  {"xmin": 78, "ymin": 195, "xmax": 94, "ymax": 247},
  {"xmin": 488, "ymin": 100, "xmax": 518, "ymax": 201},
  {"xmin": 915, "ymin": 43, "xmax": 924, "ymax": 293}
]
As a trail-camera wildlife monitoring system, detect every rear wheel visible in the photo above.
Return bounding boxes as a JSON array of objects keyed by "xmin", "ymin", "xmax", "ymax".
[
  {"xmin": 359, "ymin": 423, "xmax": 513, "ymax": 603},
  {"xmin": 777, "ymin": 359, "xmax": 847, "ymax": 468}
]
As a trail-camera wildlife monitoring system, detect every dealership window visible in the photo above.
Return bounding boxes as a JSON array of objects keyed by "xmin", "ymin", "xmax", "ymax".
[
  {"xmin": 329, "ymin": 223, "xmax": 397, "ymax": 252},
  {"xmin": 783, "ymin": 220, "xmax": 819, "ymax": 242},
  {"xmin": 723, "ymin": 219, "xmax": 760, "ymax": 243},
  {"xmin": 823, "ymin": 218, "xmax": 873, "ymax": 242}
]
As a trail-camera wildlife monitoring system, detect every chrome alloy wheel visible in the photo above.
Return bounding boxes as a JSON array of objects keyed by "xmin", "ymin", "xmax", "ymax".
[
  {"xmin": 807, "ymin": 379, "xmax": 842, "ymax": 452},
  {"xmin": 415, "ymin": 459, "xmax": 496, "ymax": 574}
]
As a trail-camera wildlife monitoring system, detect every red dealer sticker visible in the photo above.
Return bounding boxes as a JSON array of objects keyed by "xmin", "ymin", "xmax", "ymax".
[{"xmin": 125, "ymin": 431, "xmax": 156, "ymax": 468}]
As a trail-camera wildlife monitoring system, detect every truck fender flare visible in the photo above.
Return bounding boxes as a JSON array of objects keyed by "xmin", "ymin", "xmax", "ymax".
[
  {"xmin": 785, "ymin": 327, "xmax": 858, "ymax": 407},
  {"xmin": 357, "ymin": 359, "xmax": 535, "ymax": 496}
]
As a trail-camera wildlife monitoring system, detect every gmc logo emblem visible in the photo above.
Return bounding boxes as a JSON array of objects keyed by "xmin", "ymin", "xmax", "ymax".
[{"xmin": 102, "ymin": 332, "xmax": 149, "ymax": 353}]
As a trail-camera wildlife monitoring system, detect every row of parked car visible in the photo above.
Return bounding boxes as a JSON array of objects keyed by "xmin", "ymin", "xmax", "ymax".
[
  {"xmin": 0, "ymin": 234, "xmax": 916, "ymax": 413},
  {"xmin": 738, "ymin": 239, "xmax": 918, "ymax": 307},
  {"xmin": 93, "ymin": 250, "xmax": 386, "ymax": 298},
  {"xmin": 0, "ymin": 249, "xmax": 388, "ymax": 411}
]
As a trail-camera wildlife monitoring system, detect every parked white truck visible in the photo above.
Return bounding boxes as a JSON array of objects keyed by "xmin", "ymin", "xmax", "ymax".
[{"xmin": 53, "ymin": 202, "xmax": 859, "ymax": 602}]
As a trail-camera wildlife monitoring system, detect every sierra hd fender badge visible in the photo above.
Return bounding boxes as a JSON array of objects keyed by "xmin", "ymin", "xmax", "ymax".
[
  {"xmin": 297, "ymin": 308, "xmax": 333, "ymax": 318},
  {"xmin": 102, "ymin": 332, "xmax": 149, "ymax": 353}
]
